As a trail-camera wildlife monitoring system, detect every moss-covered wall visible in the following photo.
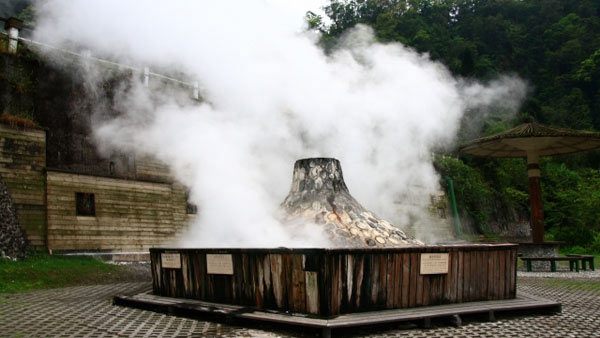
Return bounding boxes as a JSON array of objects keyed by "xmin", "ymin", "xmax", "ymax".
[{"xmin": 0, "ymin": 124, "xmax": 46, "ymax": 247}]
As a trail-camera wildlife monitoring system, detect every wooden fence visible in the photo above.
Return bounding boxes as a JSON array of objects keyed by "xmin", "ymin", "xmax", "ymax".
[{"xmin": 151, "ymin": 244, "xmax": 517, "ymax": 317}]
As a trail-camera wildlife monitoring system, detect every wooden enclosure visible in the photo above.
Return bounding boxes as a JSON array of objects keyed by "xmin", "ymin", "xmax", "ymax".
[{"xmin": 150, "ymin": 244, "xmax": 517, "ymax": 317}]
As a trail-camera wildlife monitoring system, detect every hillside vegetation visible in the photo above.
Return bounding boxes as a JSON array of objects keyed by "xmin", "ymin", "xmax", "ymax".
[{"xmin": 313, "ymin": 0, "xmax": 600, "ymax": 249}]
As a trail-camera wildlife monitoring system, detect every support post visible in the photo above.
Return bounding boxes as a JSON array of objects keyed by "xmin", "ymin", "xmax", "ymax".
[
  {"xmin": 193, "ymin": 81, "xmax": 199, "ymax": 100},
  {"xmin": 81, "ymin": 49, "xmax": 92, "ymax": 72},
  {"xmin": 527, "ymin": 151, "xmax": 544, "ymax": 244},
  {"xmin": 4, "ymin": 17, "xmax": 23, "ymax": 53},
  {"xmin": 143, "ymin": 67, "xmax": 150, "ymax": 87},
  {"xmin": 445, "ymin": 176, "xmax": 462, "ymax": 238}
]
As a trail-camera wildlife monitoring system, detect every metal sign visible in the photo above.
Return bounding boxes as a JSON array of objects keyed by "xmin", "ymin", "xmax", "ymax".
[
  {"xmin": 161, "ymin": 253, "xmax": 181, "ymax": 269},
  {"xmin": 420, "ymin": 253, "xmax": 449, "ymax": 274},
  {"xmin": 206, "ymin": 254, "xmax": 234, "ymax": 275}
]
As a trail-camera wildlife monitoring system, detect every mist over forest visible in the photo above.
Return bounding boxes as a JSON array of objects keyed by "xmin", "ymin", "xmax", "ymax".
[
  {"xmin": 2, "ymin": 0, "xmax": 599, "ymax": 250},
  {"xmin": 310, "ymin": 0, "xmax": 600, "ymax": 249}
]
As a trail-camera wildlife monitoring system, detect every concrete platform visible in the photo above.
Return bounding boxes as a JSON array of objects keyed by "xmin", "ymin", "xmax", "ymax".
[
  {"xmin": 114, "ymin": 291, "xmax": 561, "ymax": 337},
  {"xmin": 58, "ymin": 251, "xmax": 150, "ymax": 262}
]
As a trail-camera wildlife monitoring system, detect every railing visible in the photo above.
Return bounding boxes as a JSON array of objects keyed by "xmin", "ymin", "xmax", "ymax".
[{"xmin": 0, "ymin": 16, "xmax": 200, "ymax": 99}]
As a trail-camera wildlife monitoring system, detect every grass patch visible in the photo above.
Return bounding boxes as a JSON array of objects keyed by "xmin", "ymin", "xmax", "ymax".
[
  {"xmin": 559, "ymin": 247, "xmax": 600, "ymax": 268},
  {"xmin": 536, "ymin": 279, "xmax": 600, "ymax": 294},
  {"xmin": 0, "ymin": 251, "xmax": 124, "ymax": 293}
]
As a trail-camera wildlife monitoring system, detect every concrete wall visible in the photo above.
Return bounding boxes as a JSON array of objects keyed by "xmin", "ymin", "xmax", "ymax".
[
  {"xmin": 0, "ymin": 124, "xmax": 46, "ymax": 247},
  {"xmin": 46, "ymin": 171, "xmax": 192, "ymax": 252}
]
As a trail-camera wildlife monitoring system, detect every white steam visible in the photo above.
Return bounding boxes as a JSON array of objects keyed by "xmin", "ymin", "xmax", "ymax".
[{"xmin": 33, "ymin": 0, "xmax": 527, "ymax": 247}]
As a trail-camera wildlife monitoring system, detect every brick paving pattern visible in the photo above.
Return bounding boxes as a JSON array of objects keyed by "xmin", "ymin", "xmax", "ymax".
[{"xmin": 0, "ymin": 277, "xmax": 599, "ymax": 337}]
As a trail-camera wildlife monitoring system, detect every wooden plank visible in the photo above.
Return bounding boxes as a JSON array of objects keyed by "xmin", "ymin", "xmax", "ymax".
[
  {"xmin": 401, "ymin": 253, "xmax": 410, "ymax": 308},
  {"xmin": 409, "ymin": 252, "xmax": 418, "ymax": 308},
  {"xmin": 378, "ymin": 254, "xmax": 387, "ymax": 306},
  {"xmin": 422, "ymin": 273, "xmax": 430, "ymax": 306},
  {"xmin": 320, "ymin": 253, "xmax": 331, "ymax": 316},
  {"xmin": 331, "ymin": 254, "xmax": 340, "ymax": 315},
  {"xmin": 255, "ymin": 254, "xmax": 264, "ymax": 308},
  {"xmin": 499, "ymin": 250, "xmax": 506, "ymax": 300},
  {"xmin": 415, "ymin": 252, "xmax": 424, "ymax": 306},
  {"xmin": 270, "ymin": 254, "xmax": 284, "ymax": 309},
  {"xmin": 478, "ymin": 250, "xmax": 485, "ymax": 301},
  {"xmin": 115, "ymin": 290, "xmax": 561, "ymax": 330},
  {"xmin": 443, "ymin": 250, "xmax": 452, "ymax": 303},
  {"xmin": 291, "ymin": 254, "xmax": 306, "ymax": 313},
  {"xmin": 305, "ymin": 271, "xmax": 319, "ymax": 315},
  {"xmin": 353, "ymin": 254, "xmax": 364, "ymax": 309},
  {"xmin": 487, "ymin": 249, "xmax": 494, "ymax": 300},
  {"xmin": 494, "ymin": 250, "xmax": 500, "ymax": 300},
  {"xmin": 370, "ymin": 254, "xmax": 379, "ymax": 305},
  {"xmin": 469, "ymin": 250, "xmax": 478, "ymax": 301},
  {"xmin": 282, "ymin": 254, "xmax": 292, "ymax": 310},
  {"xmin": 504, "ymin": 249, "xmax": 511, "ymax": 299},
  {"xmin": 393, "ymin": 253, "xmax": 403, "ymax": 308},
  {"xmin": 386, "ymin": 253, "xmax": 395, "ymax": 309},
  {"xmin": 450, "ymin": 249, "xmax": 458, "ymax": 303},
  {"xmin": 462, "ymin": 250, "xmax": 469, "ymax": 302},
  {"xmin": 344, "ymin": 254, "xmax": 353, "ymax": 311},
  {"xmin": 510, "ymin": 249, "xmax": 517, "ymax": 298}
]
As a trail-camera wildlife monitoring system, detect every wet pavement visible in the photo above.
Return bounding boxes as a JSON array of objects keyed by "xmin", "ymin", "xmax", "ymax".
[{"xmin": 0, "ymin": 275, "xmax": 599, "ymax": 337}]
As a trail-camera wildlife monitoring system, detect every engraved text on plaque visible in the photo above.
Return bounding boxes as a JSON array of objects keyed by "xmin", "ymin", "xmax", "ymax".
[
  {"xmin": 420, "ymin": 253, "xmax": 449, "ymax": 274},
  {"xmin": 161, "ymin": 253, "xmax": 181, "ymax": 269},
  {"xmin": 206, "ymin": 254, "xmax": 234, "ymax": 275}
]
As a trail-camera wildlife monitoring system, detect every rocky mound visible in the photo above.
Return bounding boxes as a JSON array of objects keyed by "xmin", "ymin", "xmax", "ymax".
[
  {"xmin": 281, "ymin": 158, "xmax": 422, "ymax": 247},
  {"xmin": 0, "ymin": 175, "xmax": 28, "ymax": 260}
]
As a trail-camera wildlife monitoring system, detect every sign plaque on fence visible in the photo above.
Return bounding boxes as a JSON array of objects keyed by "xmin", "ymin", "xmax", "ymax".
[
  {"xmin": 161, "ymin": 253, "xmax": 181, "ymax": 269},
  {"xmin": 420, "ymin": 253, "xmax": 449, "ymax": 274},
  {"xmin": 206, "ymin": 254, "xmax": 234, "ymax": 275}
]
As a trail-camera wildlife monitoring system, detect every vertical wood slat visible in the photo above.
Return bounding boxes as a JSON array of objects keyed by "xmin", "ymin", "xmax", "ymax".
[
  {"xmin": 370, "ymin": 254, "xmax": 379, "ymax": 305},
  {"xmin": 343, "ymin": 254, "xmax": 353, "ymax": 312},
  {"xmin": 150, "ymin": 246, "xmax": 518, "ymax": 316},
  {"xmin": 416, "ymin": 251, "xmax": 424, "ymax": 306},
  {"xmin": 456, "ymin": 250, "xmax": 463, "ymax": 303},
  {"xmin": 353, "ymin": 254, "xmax": 364, "ymax": 309},
  {"xmin": 378, "ymin": 254, "xmax": 388, "ymax": 306},
  {"xmin": 291, "ymin": 254, "xmax": 306, "ymax": 313},
  {"xmin": 401, "ymin": 253, "xmax": 410, "ymax": 308},
  {"xmin": 305, "ymin": 271, "xmax": 319, "ymax": 315},
  {"xmin": 393, "ymin": 253, "xmax": 403, "ymax": 308},
  {"xmin": 409, "ymin": 252, "xmax": 418, "ymax": 307},
  {"xmin": 487, "ymin": 249, "xmax": 495, "ymax": 300},
  {"xmin": 499, "ymin": 249, "xmax": 506, "ymax": 299},
  {"xmin": 386, "ymin": 253, "xmax": 395, "ymax": 308},
  {"xmin": 493, "ymin": 250, "xmax": 500, "ymax": 300},
  {"xmin": 478, "ymin": 250, "xmax": 486, "ymax": 301},
  {"xmin": 504, "ymin": 249, "xmax": 511, "ymax": 299},
  {"xmin": 510, "ymin": 248, "xmax": 517, "ymax": 297},
  {"xmin": 443, "ymin": 250, "xmax": 453, "ymax": 303},
  {"xmin": 330, "ymin": 254, "xmax": 341, "ymax": 315},
  {"xmin": 462, "ymin": 250, "xmax": 470, "ymax": 302},
  {"xmin": 469, "ymin": 250, "xmax": 478, "ymax": 301}
]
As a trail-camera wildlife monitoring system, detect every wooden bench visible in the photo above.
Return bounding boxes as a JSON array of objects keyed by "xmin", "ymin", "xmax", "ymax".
[
  {"xmin": 565, "ymin": 254, "xmax": 595, "ymax": 271},
  {"xmin": 520, "ymin": 256, "xmax": 595, "ymax": 272}
]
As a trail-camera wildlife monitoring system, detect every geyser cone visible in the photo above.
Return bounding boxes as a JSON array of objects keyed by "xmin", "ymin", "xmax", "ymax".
[{"xmin": 281, "ymin": 158, "xmax": 422, "ymax": 247}]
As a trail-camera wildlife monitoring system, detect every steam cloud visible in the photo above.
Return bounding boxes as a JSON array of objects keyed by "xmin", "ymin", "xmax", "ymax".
[{"xmin": 33, "ymin": 0, "xmax": 527, "ymax": 247}]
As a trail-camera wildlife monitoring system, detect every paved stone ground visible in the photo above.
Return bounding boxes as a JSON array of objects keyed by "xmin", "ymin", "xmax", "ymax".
[{"xmin": 1, "ymin": 276, "xmax": 599, "ymax": 337}]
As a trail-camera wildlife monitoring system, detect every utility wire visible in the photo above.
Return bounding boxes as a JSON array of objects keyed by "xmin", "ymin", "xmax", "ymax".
[{"xmin": 0, "ymin": 30, "xmax": 196, "ymax": 88}]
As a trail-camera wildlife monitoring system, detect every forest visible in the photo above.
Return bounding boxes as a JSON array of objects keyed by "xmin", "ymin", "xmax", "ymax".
[{"xmin": 311, "ymin": 0, "xmax": 600, "ymax": 250}]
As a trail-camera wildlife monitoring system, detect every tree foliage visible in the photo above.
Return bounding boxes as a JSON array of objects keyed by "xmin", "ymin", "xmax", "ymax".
[{"xmin": 317, "ymin": 0, "xmax": 600, "ymax": 249}]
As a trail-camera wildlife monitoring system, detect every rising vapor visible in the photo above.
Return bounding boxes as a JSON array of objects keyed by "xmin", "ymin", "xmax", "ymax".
[{"xmin": 32, "ymin": 0, "xmax": 527, "ymax": 247}]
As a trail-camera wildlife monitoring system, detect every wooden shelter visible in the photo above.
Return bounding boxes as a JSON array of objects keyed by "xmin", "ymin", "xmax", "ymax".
[{"xmin": 460, "ymin": 121, "xmax": 600, "ymax": 243}]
